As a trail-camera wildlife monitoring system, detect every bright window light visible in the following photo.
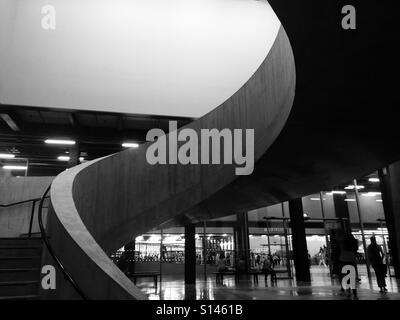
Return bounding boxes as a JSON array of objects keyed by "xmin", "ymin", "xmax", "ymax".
[
  {"xmin": 57, "ymin": 156, "xmax": 70, "ymax": 161},
  {"xmin": 0, "ymin": 153, "xmax": 15, "ymax": 159},
  {"xmin": 45, "ymin": 139, "xmax": 76, "ymax": 145},
  {"xmin": 122, "ymin": 142, "xmax": 139, "ymax": 148},
  {"xmin": 3, "ymin": 165, "xmax": 27, "ymax": 170},
  {"xmin": 369, "ymin": 178, "xmax": 380, "ymax": 182}
]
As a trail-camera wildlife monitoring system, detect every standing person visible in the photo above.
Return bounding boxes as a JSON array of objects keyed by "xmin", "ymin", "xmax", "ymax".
[
  {"xmin": 319, "ymin": 247, "xmax": 327, "ymax": 267},
  {"xmin": 216, "ymin": 252, "xmax": 227, "ymax": 285},
  {"xmin": 367, "ymin": 236, "xmax": 387, "ymax": 292},
  {"xmin": 339, "ymin": 232, "xmax": 359, "ymax": 297}
]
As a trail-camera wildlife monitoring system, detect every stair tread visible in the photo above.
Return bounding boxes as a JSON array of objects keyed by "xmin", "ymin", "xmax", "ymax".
[
  {"xmin": 0, "ymin": 268, "xmax": 40, "ymax": 272},
  {"xmin": 0, "ymin": 294, "xmax": 40, "ymax": 300},
  {"xmin": 0, "ymin": 237, "xmax": 42, "ymax": 240},
  {"xmin": 0, "ymin": 256, "xmax": 40, "ymax": 259},
  {"xmin": 0, "ymin": 280, "xmax": 39, "ymax": 286},
  {"xmin": 0, "ymin": 245, "xmax": 42, "ymax": 250}
]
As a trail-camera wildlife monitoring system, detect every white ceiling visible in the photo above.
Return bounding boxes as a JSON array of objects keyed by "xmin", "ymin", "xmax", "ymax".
[{"xmin": 0, "ymin": 0, "xmax": 281, "ymax": 117}]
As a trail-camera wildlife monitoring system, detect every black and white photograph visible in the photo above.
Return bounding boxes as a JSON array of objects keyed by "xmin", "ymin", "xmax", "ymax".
[{"xmin": 0, "ymin": 0, "xmax": 400, "ymax": 315}]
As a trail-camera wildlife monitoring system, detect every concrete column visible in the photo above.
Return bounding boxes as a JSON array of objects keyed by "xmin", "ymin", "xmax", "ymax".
[
  {"xmin": 289, "ymin": 198, "xmax": 311, "ymax": 282},
  {"xmin": 68, "ymin": 142, "xmax": 80, "ymax": 167},
  {"xmin": 333, "ymin": 193, "xmax": 351, "ymax": 232},
  {"xmin": 234, "ymin": 212, "xmax": 250, "ymax": 273},
  {"xmin": 184, "ymin": 224, "xmax": 196, "ymax": 284},
  {"xmin": 379, "ymin": 165, "xmax": 400, "ymax": 278}
]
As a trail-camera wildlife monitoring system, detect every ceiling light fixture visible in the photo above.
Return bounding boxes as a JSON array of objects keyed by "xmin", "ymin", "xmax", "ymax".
[
  {"xmin": 0, "ymin": 153, "xmax": 15, "ymax": 159},
  {"xmin": 369, "ymin": 178, "xmax": 380, "ymax": 182},
  {"xmin": 122, "ymin": 142, "xmax": 139, "ymax": 148},
  {"xmin": 344, "ymin": 185, "xmax": 365, "ymax": 190},
  {"xmin": 45, "ymin": 139, "xmax": 76, "ymax": 145},
  {"xmin": 3, "ymin": 165, "xmax": 27, "ymax": 170},
  {"xmin": 57, "ymin": 156, "xmax": 70, "ymax": 161}
]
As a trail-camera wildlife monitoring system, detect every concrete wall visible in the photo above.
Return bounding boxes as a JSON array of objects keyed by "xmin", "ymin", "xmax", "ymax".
[{"xmin": 0, "ymin": 174, "xmax": 54, "ymax": 237}]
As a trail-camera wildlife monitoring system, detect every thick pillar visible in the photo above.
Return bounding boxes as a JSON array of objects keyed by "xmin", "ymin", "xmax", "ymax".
[
  {"xmin": 68, "ymin": 142, "xmax": 80, "ymax": 167},
  {"xmin": 185, "ymin": 224, "xmax": 196, "ymax": 284},
  {"xmin": 289, "ymin": 198, "xmax": 311, "ymax": 282},
  {"xmin": 333, "ymin": 193, "xmax": 351, "ymax": 232},
  {"xmin": 234, "ymin": 212, "xmax": 250, "ymax": 273},
  {"xmin": 379, "ymin": 165, "xmax": 400, "ymax": 278}
]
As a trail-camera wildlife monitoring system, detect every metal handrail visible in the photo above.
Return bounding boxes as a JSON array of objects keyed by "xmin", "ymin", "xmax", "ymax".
[
  {"xmin": 0, "ymin": 196, "xmax": 49, "ymax": 237},
  {"xmin": 0, "ymin": 198, "xmax": 41, "ymax": 207},
  {"xmin": 38, "ymin": 184, "xmax": 88, "ymax": 300}
]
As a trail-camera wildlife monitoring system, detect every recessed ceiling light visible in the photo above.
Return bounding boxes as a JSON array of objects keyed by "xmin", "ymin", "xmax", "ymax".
[
  {"xmin": 369, "ymin": 178, "xmax": 380, "ymax": 182},
  {"xmin": 57, "ymin": 156, "xmax": 70, "ymax": 161},
  {"xmin": 3, "ymin": 165, "xmax": 27, "ymax": 170},
  {"xmin": 331, "ymin": 191, "xmax": 346, "ymax": 194},
  {"xmin": 122, "ymin": 142, "xmax": 139, "ymax": 148},
  {"xmin": 0, "ymin": 153, "xmax": 15, "ymax": 159},
  {"xmin": 45, "ymin": 139, "xmax": 76, "ymax": 145}
]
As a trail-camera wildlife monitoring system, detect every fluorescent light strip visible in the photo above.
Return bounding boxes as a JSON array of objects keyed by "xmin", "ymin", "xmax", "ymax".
[
  {"xmin": 344, "ymin": 199, "xmax": 356, "ymax": 202},
  {"xmin": 57, "ymin": 156, "xmax": 70, "ymax": 161},
  {"xmin": 3, "ymin": 165, "xmax": 27, "ymax": 170},
  {"xmin": 369, "ymin": 178, "xmax": 380, "ymax": 182},
  {"xmin": 45, "ymin": 139, "xmax": 76, "ymax": 145},
  {"xmin": 122, "ymin": 142, "xmax": 139, "ymax": 148},
  {"xmin": 344, "ymin": 185, "xmax": 365, "ymax": 190},
  {"xmin": 0, "ymin": 153, "xmax": 15, "ymax": 159}
]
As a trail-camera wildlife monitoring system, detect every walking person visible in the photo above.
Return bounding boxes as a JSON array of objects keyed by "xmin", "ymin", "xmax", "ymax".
[
  {"xmin": 367, "ymin": 236, "xmax": 387, "ymax": 293},
  {"xmin": 318, "ymin": 247, "xmax": 327, "ymax": 267},
  {"xmin": 339, "ymin": 232, "xmax": 359, "ymax": 297}
]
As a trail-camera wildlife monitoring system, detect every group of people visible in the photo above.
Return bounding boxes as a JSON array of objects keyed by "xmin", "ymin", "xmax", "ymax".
[
  {"xmin": 331, "ymin": 230, "xmax": 388, "ymax": 295},
  {"xmin": 216, "ymin": 252, "xmax": 277, "ymax": 283}
]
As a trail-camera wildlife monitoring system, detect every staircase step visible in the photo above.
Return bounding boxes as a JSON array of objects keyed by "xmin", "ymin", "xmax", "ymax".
[
  {"xmin": 0, "ymin": 238, "xmax": 43, "ymax": 247},
  {"xmin": 0, "ymin": 268, "xmax": 41, "ymax": 282},
  {"xmin": 0, "ymin": 247, "xmax": 42, "ymax": 257},
  {"xmin": 0, "ymin": 294, "xmax": 40, "ymax": 300},
  {"xmin": 0, "ymin": 281, "xmax": 39, "ymax": 297},
  {"xmin": 0, "ymin": 256, "xmax": 41, "ymax": 268}
]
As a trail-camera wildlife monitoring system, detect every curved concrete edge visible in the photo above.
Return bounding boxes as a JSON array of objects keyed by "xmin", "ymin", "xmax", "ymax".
[{"xmin": 42, "ymin": 25, "xmax": 295, "ymax": 299}]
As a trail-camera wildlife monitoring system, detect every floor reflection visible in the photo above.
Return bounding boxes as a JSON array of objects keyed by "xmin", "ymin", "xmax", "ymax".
[{"xmin": 135, "ymin": 266, "xmax": 400, "ymax": 300}]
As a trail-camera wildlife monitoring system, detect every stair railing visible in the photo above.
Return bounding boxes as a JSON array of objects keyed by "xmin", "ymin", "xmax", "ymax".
[
  {"xmin": 38, "ymin": 184, "xmax": 88, "ymax": 300},
  {"xmin": 0, "ymin": 197, "xmax": 44, "ymax": 237}
]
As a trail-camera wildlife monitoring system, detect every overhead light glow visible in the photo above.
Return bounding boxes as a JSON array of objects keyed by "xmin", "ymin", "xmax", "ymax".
[
  {"xmin": 310, "ymin": 198, "xmax": 320, "ymax": 201},
  {"xmin": 344, "ymin": 199, "xmax": 356, "ymax": 202},
  {"xmin": 57, "ymin": 156, "xmax": 70, "ymax": 161},
  {"xmin": 331, "ymin": 191, "xmax": 346, "ymax": 194},
  {"xmin": 344, "ymin": 185, "xmax": 365, "ymax": 190},
  {"xmin": 45, "ymin": 139, "xmax": 76, "ymax": 145},
  {"xmin": 376, "ymin": 199, "xmax": 383, "ymax": 202},
  {"xmin": 0, "ymin": 153, "xmax": 15, "ymax": 159},
  {"xmin": 362, "ymin": 192, "xmax": 382, "ymax": 197},
  {"xmin": 122, "ymin": 142, "xmax": 139, "ymax": 148},
  {"xmin": 369, "ymin": 178, "xmax": 380, "ymax": 183},
  {"xmin": 3, "ymin": 165, "xmax": 27, "ymax": 170}
]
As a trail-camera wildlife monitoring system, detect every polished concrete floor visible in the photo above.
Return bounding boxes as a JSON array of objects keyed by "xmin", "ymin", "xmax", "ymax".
[{"xmin": 135, "ymin": 266, "xmax": 400, "ymax": 300}]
